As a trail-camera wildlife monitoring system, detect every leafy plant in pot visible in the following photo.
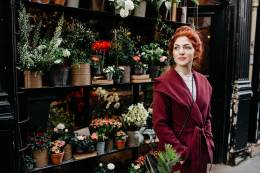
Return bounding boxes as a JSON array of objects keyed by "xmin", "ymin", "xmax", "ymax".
[{"xmin": 62, "ymin": 19, "xmax": 98, "ymax": 85}]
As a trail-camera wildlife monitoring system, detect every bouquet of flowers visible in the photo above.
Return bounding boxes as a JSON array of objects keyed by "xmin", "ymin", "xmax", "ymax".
[
  {"xmin": 91, "ymin": 40, "xmax": 111, "ymax": 71},
  {"xmin": 89, "ymin": 118, "xmax": 122, "ymax": 139},
  {"xmin": 91, "ymin": 87, "xmax": 121, "ymax": 116},
  {"xmin": 122, "ymin": 103, "xmax": 149, "ymax": 130},
  {"xmin": 50, "ymin": 140, "xmax": 65, "ymax": 154}
]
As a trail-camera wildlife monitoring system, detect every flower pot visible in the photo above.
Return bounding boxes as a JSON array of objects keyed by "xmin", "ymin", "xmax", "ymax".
[
  {"xmin": 121, "ymin": 65, "xmax": 130, "ymax": 83},
  {"xmin": 134, "ymin": 67, "xmax": 146, "ymax": 75},
  {"xmin": 51, "ymin": 152, "xmax": 64, "ymax": 165},
  {"xmin": 24, "ymin": 70, "xmax": 42, "ymax": 88},
  {"xmin": 75, "ymin": 146, "xmax": 85, "ymax": 154},
  {"xmin": 96, "ymin": 141, "xmax": 105, "ymax": 155},
  {"xmin": 49, "ymin": 64, "xmax": 69, "ymax": 87},
  {"xmin": 114, "ymin": 78, "xmax": 121, "ymax": 84},
  {"xmin": 133, "ymin": 0, "xmax": 147, "ymax": 17},
  {"xmin": 115, "ymin": 140, "xmax": 126, "ymax": 150},
  {"xmin": 106, "ymin": 72, "xmax": 113, "ymax": 80},
  {"xmin": 32, "ymin": 148, "xmax": 48, "ymax": 168},
  {"xmin": 91, "ymin": 0, "xmax": 105, "ymax": 11},
  {"xmin": 71, "ymin": 64, "xmax": 91, "ymax": 86},
  {"xmin": 127, "ymin": 131, "xmax": 144, "ymax": 147},
  {"xmin": 105, "ymin": 139, "xmax": 114, "ymax": 152},
  {"xmin": 149, "ymin": 66, "xmax": 160, "ymax": 79},
  {"xmin": 66, "ymin": 0, "xmax": 79, "ymax": 8},
  {"xmin": 63, "ymin": 144, "xmax": 72, "ymax": 161}
]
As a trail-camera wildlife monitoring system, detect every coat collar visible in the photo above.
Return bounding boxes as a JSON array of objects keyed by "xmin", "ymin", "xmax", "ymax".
[{"xmin": 154, "ymin": 68, "xmax": 206, "ymax": 126}]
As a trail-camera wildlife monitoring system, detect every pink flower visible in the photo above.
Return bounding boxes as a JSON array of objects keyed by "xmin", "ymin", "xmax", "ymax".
[
  {"xmin": 132, "ymin": 55, "xmax": 141, "ymax": 62},
  {"xmin": 159, "ymin": 56, "xmax": 167, "ymax": 62}
]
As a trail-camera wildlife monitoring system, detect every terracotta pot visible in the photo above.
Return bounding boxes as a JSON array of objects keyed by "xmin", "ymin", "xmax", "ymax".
[
  {"xmin": 51, "ymin": 152, "xmax": 64, "ymax": 165},
  {"xmin": 105, "ymin": 139, "xmax": 114, "ymax": 152},
  {"xmin": 32, "ymin": 148, "xmax": 48, "ymax": 168},
  {"xmin": 115, "ymin": 140, "xmax": 126, "ymax": 150},
  {"xmin": 54, "ymin": 0, "xmax": 65, "ymax": 6}
]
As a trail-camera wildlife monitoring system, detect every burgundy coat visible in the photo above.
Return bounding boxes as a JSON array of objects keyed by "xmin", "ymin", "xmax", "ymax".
[{"xmin": 152, "ymin": 68, "xmax": 214, "ymax": 173}]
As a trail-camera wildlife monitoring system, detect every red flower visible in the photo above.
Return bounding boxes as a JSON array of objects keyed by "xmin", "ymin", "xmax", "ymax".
[{"xmin": 91, "ymin": 40, "xmax": 111, "ymax": 53}]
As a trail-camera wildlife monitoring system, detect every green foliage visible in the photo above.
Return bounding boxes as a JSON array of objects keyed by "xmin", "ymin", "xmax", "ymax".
[
  {"xmin": 48, "ymin": 105, "xmax": 75, "ymax": 130},
  {"xmin": 140, "ymin": 43, "xmax": 164, "ymax": 65},
  {"xmin": 17, "ymin": 6, "xmax": 67, "ymax": 72},
  {"xmin": 157, "ymin": 144, "xmax": 181, "ymax": 173},
  {"xmin": 109, "ymin": 27, "xmax": 135, "ymax": 65},
  {"xmin": 62, "ymin": 19, "xmax": 98, "ymax": 64}
]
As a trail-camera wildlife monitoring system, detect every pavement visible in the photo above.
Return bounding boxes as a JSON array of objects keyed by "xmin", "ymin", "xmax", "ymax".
[{"xmin": 210, "ymin": 155, "xmax": 260, "ymax": 173}]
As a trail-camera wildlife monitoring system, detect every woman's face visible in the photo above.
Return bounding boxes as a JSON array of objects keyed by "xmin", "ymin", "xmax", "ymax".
[{"xmin": 172, "ymin": 36, "xmax": 195, "ymax": 68}]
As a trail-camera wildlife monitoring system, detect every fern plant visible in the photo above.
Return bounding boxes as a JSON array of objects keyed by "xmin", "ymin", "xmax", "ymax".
[{"xmin": 157, "ymin": 144, "xmax": 181, "ymax": 173}]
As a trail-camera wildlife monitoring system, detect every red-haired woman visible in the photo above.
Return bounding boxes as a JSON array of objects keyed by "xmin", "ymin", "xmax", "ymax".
[{"xmin": 152, "ymin": 26, "xmax": 214, "ymax": 173}]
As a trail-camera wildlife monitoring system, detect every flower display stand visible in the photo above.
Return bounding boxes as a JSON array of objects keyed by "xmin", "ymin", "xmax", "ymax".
[
  {"xmin": 51, "ymin": 152, "xmax": 64, "ymax": 165},
  {"xmin": 130, "ymin": 74, "xmax": 151, "ymax": 83},
  {"xmin": 32, "ymin": 148, "xmax": 48, "ymax": 168}
]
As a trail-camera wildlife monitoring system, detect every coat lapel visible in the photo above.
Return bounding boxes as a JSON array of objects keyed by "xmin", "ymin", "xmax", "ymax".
[{"xmin": 154, "ymin": 68, "xmax": 205, "ymax": 126}]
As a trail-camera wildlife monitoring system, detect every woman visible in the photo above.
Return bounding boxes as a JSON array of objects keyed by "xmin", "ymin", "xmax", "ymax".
[{"xmin": 152, "ymin": 26, "xmax": 214, "ymax": 173}]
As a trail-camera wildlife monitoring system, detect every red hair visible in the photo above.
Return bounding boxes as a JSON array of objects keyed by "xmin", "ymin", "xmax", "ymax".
[{"xmin": 168, "ymin": 26, "xmax": 203, "ymax": 70}]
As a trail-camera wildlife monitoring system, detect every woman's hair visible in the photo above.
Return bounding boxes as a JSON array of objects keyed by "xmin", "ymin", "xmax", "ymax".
[{"xmin": 168, "ymin": 25, "xmax": 203, "ymax": 70}]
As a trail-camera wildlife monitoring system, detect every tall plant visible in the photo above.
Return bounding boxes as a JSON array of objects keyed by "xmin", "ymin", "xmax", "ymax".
[{"xmin": 62, "ymin": 19, "xmax": 97, "ymax": 64}]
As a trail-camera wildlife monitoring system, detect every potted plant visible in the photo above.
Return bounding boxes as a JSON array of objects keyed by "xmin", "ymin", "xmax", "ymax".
[
  {"xmin": 131, "ymin": 55, "xmax": 149, "ymax": 75},
  {"xmin": 122, "ymin": 103, "xmax": 148, "ymax": 147},
  {"xmin": 72, "ymin": 134, "xmax": 95, "ymax": 153},
  {"xmin": 27, "ymin": 131, "xmax": 51, "ymax": 168},
  {"xmin": 62, "ymin": 19, "xmax": 98, "ymax": 85},
  {"xmin": 91, "ymin": 40, "xmax": 111, "ymax": 75},
  {"xmin": 103, "ymin": 66, "xmax": 115, "ymax": 80},
  {"xmin": 109, "ymin": 27, "xmax": 135, "ymax": 82},
  {"xmin": 50, "ymin": 140, "xmax": 66, "ymax": 165},
  {"xmin": 140, "ymin": 43, "xmax": 165, "ymax": 78},
  {"xmin": 52, "ymin": 123, "xmax": 75, "ymax": 161},
  {"xmin": 113, "ymin": 66, "xmax": 125, "ymax": 83},
  {"xmin": 115, "ymin": 130, "xmax": 128, "ymax": 150}
]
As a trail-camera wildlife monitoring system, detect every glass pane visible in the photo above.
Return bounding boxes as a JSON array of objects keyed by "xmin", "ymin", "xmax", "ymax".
[{"xmin": 187, "ymin": 17, "xmax": 211, "ymax": 76}]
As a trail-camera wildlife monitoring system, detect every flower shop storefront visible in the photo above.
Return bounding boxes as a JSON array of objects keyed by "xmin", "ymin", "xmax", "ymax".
[{"xmin": 0, "ymin": 0, "xmax": 256, "ymax": 173}]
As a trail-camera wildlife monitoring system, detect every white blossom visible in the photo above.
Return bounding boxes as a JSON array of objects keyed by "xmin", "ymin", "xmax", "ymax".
[
  {"xmin": 119, "ymin": 8, "xmax": 129, "ymax": 18},
  {"xmin": 62, "ymin": 49, "xmax": 71, "ymax": 57},
  {"xmin": 125, "ymin": 0, "xmax": 134, "ymax": 10},
  {"xmin": 56, "ymin": 123, "xmax": 65, "ymax": 130},
  {"xmin": 107, "ymin": 163, "xmax": 115, "ymax": 170}
]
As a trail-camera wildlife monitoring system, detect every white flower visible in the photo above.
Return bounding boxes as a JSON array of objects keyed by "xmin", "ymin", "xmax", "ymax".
[
  {"xmin": 54, "ymin": 59, "xmax": 62, "ymax": 64},
  {"xmin": 119, "ymin": 8, "xmax": 129, "ymax": 18},
  {"xmin": 37, "ymin": 45, "xmax": 46, "ymax": 51},
  {"xmin": 134, "ymin": 164, "xmax": 140, "ymax": 170},
  {"xmin": 56, "ymin": 123, "xmax": 65, "ymax": 130},
  {"xmin": 99, "ymin": 163, "xmax": 103, "ymax": 167},
  {"xmin": 114, "ymin": 102, "xmax": 120, "ymax": 109},
  {"xmin": 125, "ymin": 0, "xmax": 134, "ymax": 10},
  {"xmin": 62, "ymin": 49, "xmax": 71, "ymax": 57},
  {"xmin": 107, "ymin": 163, "xmax": 115, "ymax": 170},
  {"xmin": 76, "ymin": 135, "xmax": 85, "ymax": 140},
  {"xmin": 65, "ymin": 129, "xmax": 68, "ymax": 132},
  {"xmin": 54, "ymin": 38, "xmax": 62, "ymax": 48}
]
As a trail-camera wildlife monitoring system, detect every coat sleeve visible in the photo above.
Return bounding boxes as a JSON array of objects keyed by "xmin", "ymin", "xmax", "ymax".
[{"xmin": 152, "ymin": 91, "xmax": 189, "ymax": 160}]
